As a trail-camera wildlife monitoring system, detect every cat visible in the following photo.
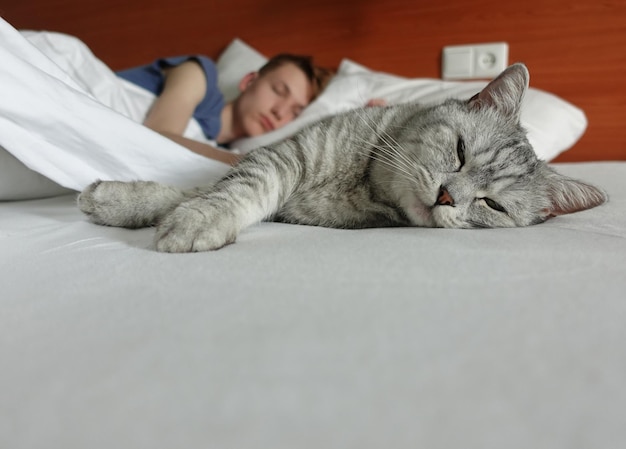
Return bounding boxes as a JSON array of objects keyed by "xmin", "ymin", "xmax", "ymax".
[{"xmin": 78, "ymin": 63, "xmax": 607, "ymax": 252}]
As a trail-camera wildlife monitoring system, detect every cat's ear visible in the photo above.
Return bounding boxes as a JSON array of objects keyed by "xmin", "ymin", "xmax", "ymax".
[
  {"xmin": 468, "ymin": 63, "xmax": 529, "ymax": 121},
  {"xmin": 542, "ymin": 169, "xmax": 607, "ymax": 217}
]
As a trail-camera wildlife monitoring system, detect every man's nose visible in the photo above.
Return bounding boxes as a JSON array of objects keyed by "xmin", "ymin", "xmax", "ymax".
[
  {"xmin": 271, "ymin": 102, "xmax": 289, "ymax": 121},
  {"xmin": 271, "ymin": 107, "xmax": 282, "ymax": 120}
]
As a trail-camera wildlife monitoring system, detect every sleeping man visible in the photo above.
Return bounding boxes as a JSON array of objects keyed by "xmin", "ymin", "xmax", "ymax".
[{"xmin": 117, "ymin": 54, "xmax": 334, "ymax": 165}]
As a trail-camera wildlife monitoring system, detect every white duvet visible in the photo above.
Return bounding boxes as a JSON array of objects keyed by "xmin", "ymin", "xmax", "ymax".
[{"xmin": 0, "ymin": 18, "xmax": 230, "ymax": 197}]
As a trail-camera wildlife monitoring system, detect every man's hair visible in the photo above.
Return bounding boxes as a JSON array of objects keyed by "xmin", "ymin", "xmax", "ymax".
[{"xmin": 258, "ymin": 54, "xmax": 334, "ymax": 100}]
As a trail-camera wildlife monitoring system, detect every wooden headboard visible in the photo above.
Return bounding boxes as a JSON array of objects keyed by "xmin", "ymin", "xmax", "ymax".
[{"xmin": 3, "ymin": 0, "xmax": 625, "ymax": 162}]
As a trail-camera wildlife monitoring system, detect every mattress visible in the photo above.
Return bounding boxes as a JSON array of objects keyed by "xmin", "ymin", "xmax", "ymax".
[{"xmin": 1, "ymin": 162, "xmax": 625, "ymax": 449}]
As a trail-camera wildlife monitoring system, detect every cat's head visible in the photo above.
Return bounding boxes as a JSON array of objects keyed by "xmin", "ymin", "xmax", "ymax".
[{"xmin": 391, "ymin": 63, "xmax": 607, "ymax": 228}]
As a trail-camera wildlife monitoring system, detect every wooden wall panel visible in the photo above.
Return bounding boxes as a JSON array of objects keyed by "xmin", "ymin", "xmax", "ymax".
[{"xmin": 2, "ymin": 0, "xmax": 625, "ymax": 162}]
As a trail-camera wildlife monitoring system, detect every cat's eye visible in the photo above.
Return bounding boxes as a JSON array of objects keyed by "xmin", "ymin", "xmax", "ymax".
[
  {"xmin": 483, "ymin": 198, "xmax": 507, "ymax": 213},
  {"xmin": 456, "ymin": 137, "xmax": 466, "ymax": 171}
]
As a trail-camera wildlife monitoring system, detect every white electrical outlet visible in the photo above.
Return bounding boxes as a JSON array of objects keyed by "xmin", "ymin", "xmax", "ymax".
[{"xmin": 442, "ymin": 42, "xmax": 509, "ymax": 80}]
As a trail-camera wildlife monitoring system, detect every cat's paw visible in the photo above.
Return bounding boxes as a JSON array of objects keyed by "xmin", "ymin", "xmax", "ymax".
[
  {"xmin": 78, "ymin": 180, "xmax": 134, "ymax": 227},
  {"xmin": 154, "ymin": 199, "xmax": 237, "ymax": 252},
  {"xmin": 77, "ymin": 180, "xmax": 101, "ymax": 217},
  {"xmin": 78, "ymin": 180, "xmax": 180, "ymax": 228}
]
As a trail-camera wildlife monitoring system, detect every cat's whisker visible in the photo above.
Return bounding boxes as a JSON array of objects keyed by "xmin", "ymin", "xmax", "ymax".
[
  {"xmin": 353, "ymin": 111, "xmax": 417, "ymax": 171},
  {"xmin": 350, "ymin": 135, "xmax": 417, "ymax": 178},
  {"xmin": 372, "ymin": 149, "xmax": 425, "ymax": 187},
  {"xmin": 369, "ymin": 157, "xmax": 418, "ymax": 187},
  {"xmin": 377, "ymin": 131, "xmax": 416, "ymax": 169},
  {"xmin": 353, "ymin": 110, "xmax": 403, "ymax": 151},
  {"xmin": 349, "ymin": 126, "xmax": 437, "ymax": 195},
  {"xmin": 363, "ymin": 115, "xmax": 419, "ymax": 171},
  {"xmin": 349, "ymin": 136, "xmax": 405, "ymax": 168},
  {"xmin": 361, "ymin": 147, "xmax": 415, "ymax": 180},
  {"xmin": 354, "ymin": 146, "xmax": 417, "ymax": 185}
]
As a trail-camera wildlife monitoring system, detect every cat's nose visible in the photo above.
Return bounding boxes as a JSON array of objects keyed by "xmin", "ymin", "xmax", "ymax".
[{"xmin": 436, "ymin": 186, "xmax": 455, "ymax": 206}]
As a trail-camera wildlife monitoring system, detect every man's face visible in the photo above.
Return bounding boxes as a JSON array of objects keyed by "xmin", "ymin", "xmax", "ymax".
[{"xmin": 234, "ymin": 63, "xmax": 314, "ymax": 137}]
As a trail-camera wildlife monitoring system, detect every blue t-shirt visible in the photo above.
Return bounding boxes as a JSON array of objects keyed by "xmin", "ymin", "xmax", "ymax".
[{"xmin": 116, "ymin": 55, "xmax": 224, "ymax": 140}]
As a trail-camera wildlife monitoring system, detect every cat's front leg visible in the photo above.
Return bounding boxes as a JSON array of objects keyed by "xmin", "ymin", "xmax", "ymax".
[{"xmin": 154, "ymin": 146, "xmax": 302, "ymax": 252}]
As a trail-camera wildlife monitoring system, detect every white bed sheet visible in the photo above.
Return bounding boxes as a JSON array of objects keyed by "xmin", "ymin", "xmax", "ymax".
[{"xmin": 1, "ymin": 162, "xmax": 625, "ymax": 449}]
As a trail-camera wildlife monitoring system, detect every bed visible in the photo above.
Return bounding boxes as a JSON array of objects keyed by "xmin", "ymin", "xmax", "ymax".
[{"xmin": 2, "ymin": 1, "xmax": 626, "ymax": 447}]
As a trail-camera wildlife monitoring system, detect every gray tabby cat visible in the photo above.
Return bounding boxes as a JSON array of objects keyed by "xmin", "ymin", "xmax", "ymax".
[{"xmin": 78, "ymin": 63, "xmax": 606, "ymax": 252}]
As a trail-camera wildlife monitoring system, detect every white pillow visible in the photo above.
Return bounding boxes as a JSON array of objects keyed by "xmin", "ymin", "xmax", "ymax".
[
  {"xmin": 232, "ymin": 58, "xmax": 588, "ymax": 161},
  {"xmin": 216, "ymin": 38, "xmax": 268, "ymax": 102}
]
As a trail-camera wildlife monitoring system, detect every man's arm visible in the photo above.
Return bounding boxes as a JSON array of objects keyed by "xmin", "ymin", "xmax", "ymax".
[
  {"xmin": 143, "ymin": 61, "xmax": 206, "ymax": 135},
  {"xmin": 142, "ymin": 61, "xmax": 241, "ymax": 165},
  {"xmin": 159, "ymin": 132, "xmax": 242, "ymax": 166}
]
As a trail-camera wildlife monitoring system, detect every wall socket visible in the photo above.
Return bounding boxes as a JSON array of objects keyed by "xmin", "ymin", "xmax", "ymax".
[{"xmin": 442, "ymin": 42, "xmax": 509, "ymax": 80}]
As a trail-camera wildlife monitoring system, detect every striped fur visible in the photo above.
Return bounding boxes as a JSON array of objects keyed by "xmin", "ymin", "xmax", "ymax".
[{"xmin": 78, "ymin": 64, "xmax": 606, "ymax": 252}]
